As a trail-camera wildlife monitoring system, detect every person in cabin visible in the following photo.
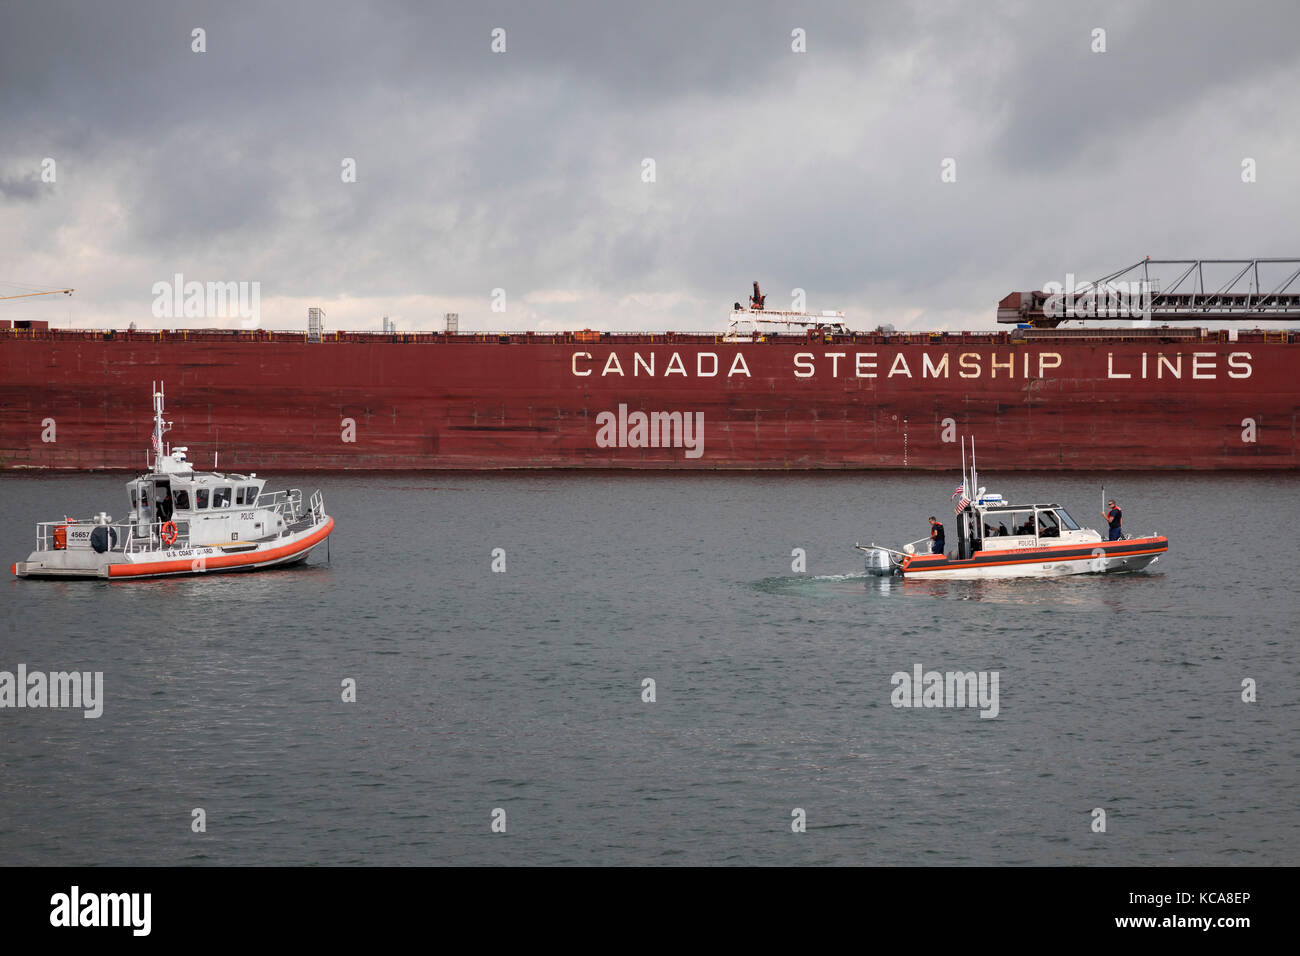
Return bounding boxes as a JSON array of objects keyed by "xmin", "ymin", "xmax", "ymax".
[
  {"xmin": 1104, "ymin": 499, "xmax": 1123, "ymax": 540},
  {"xmin": 928, "ymin": 516, "xmax": 945, "ymax": 555},
  {"xmin": 156, "ymin": 489, "xmax": 174, "ymax": 524}
]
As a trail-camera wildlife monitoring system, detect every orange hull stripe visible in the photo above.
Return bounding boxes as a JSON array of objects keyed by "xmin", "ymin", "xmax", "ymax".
[
  {"xmin": 108, "ymin": 517, "xmax": 334, "ymax": 578},
  {"xmin": 906, "ymin": 544, "xmax": 1167, "ymax": 572}
]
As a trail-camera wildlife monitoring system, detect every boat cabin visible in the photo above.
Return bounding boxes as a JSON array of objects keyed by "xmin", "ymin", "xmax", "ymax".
[
  {"xmin": 958, "ymin": 496, "xmax": 1099, "ymax": 558},
  {"xmin": 124, "ymin": 447, "xmax": 283, "ymax": 547}
]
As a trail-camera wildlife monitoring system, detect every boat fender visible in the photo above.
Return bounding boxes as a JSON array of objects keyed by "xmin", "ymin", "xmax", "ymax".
[
  {"xmin": 160, "ymin": 521, "xmax": 178, "ymax": 546},
  {"xmin": 89, "ymin": 525, "xmax": 118, "ymax": 553}
]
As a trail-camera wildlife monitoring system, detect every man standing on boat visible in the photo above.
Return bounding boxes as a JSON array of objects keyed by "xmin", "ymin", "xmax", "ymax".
[
  {"xmin": 1103, "ymin": 499, "xmax": 1123, "ymax": 540},
  {"xmin": 928, "ymin": 516, "xmax": 945, "ymax": 555},
  {"xmin": 156, "ymin": 488, "xmax": 174, "ymax": 525}
]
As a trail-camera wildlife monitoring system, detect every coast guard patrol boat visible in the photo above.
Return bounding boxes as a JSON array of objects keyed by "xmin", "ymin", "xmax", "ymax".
[
  {"xmin": 856, "ymin": 440, "xmax": 1168, "ymax": 579},
  {"xmin": 11, "ymin": 384, "xmax": 333, "ymax": 579}
]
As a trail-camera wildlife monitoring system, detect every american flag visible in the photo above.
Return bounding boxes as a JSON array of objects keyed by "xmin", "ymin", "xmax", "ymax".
[
  {"xmin": 954, "ymin": 494, "xmax": 971, "ymax": 515},
  {"xmin": 951, "ymin": 483, "xmax": 965, "ymax": 500},
  {"xmin": 151, "ymin": 430, "xmax": 161, "ymax": 458}
]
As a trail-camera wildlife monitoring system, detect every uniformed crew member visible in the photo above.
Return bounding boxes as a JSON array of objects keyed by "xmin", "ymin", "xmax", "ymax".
[
  {"xmin": 929, "ymin": 516, "xmax": 945, "ymax": 555},
  {"xmin": 1103, "ymin": 499, "xmax": 1123, "ymax": 541}
]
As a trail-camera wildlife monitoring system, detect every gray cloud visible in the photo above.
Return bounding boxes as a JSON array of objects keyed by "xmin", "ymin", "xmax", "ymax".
[{"xmin": 0, "ymin": 170, "xmax": 43, "ymax": 201}]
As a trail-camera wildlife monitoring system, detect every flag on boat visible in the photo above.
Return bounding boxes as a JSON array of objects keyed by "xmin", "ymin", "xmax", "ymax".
[
  {"xmin": 151, "ymin": 430, "xmax": 161, "ymax": 458},
  {"xmin": 954, "ymin": 491, "xmax": 971, "ymax": 515},
  {"xmin": 951, "ymin": 483, "xmax": 965, "ymax": 500}
]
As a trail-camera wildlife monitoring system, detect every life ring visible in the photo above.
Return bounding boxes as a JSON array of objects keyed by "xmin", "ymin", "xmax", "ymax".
[{"xmin": 160, "ymin": 521, "xmax": 178, "ymax": 546}]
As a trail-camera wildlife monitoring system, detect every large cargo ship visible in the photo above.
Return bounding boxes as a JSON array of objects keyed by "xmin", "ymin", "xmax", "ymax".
[{"xmin": 2, "ymin": 266, "xmax": 1297, "ymax": 472}]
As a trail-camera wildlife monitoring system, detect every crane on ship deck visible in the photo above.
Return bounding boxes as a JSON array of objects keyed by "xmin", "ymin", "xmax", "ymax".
[
  {"xmin": 0, "ymin": 286, "xmax": 75, "ymax": 331},
  {"xmin": 0, "ymin": 287, "xmax": 73, "ymax": 301},
  {"xmin": 998, "ymin": 258, "xmax": 1300, "ymax": 328},
  {"xmin": 727, "ymin": 281, "xmax": 848, "ymax": 340}
]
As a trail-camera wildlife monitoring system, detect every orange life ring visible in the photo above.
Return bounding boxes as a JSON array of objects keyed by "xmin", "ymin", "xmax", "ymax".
[{"xmin": 160, "ymin": 521, "xmax": 178, "ymax": 546}]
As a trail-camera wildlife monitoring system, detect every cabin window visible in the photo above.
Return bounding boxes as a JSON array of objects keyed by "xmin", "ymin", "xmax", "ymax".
[
  {"xmin": 235, "ymin": 487, "xmax": 246, "ymax": 505},
  {"xmin": 1008, "ymin": 511, "xmax": 1036, "ymax": 537},
  {"xmin": 983, "ymin": 513, "xmax": 1014, "ymax": 537},
  {"xmin": 214, "ymin": 487, "xmax": 232, "ymax": 508},
  {"xmin": 1057, "ymin": 508, "xmax": 1080, "ymax": 531},
  {"xmin": 174, "ymin": 490, "xmax": 190, "ymax": 510},
  {"xmin": 130, "ymin": 489, "xmax": 138, "ymax": 508},
  {"xmin": 196, "ymin": 489, "xmax": 209, "ymax": 509},
  {"xmin": 245, "ymin": 486, "xmax": 258, "ymax": 506},
  {"xmin": 1037, "ymin": 510, "xmax": 1061, "ymax": 538},
  {"xmin": 140, "ymin": 486, "xmax": 150, "ymax": 508}
]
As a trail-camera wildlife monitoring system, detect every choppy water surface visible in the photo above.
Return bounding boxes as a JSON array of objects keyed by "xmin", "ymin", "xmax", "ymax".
[{"xmin": 1, "ymin": 471, "xmax": 1296, "ymax": 865}]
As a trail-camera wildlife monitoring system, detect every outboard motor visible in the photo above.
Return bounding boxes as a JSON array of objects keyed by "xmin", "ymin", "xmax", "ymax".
[{"xmin": 864, "ymin": 547, "xmax": 894, "ymax": 576}]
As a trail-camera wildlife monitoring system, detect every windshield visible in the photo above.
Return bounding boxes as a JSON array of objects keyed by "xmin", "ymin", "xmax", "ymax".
[{"xmin": 1056, "ymin": 508, "xmax": 1080, "ymax": 530}]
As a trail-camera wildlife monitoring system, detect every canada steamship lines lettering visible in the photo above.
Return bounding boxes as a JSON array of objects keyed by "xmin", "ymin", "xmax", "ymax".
[{"xmin": 569, "ymin": 349, "xmax": 1255, "ymax": 380}]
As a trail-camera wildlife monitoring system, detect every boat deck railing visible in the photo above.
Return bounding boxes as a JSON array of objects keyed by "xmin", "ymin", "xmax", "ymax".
[
  {"xmin": 123, "ymin": 519, "xmax": 194, "ymax": 553},
  {"xmin": 903, "ymin": 537, "xmax": 932, "ymax": 555},
  {"xmin": 33, "ymin": 518, "xmax": 194, "ymax": 555},
  {"xmin": 255, "ymin": 488, "xmax": 302, "ymax": 518}
]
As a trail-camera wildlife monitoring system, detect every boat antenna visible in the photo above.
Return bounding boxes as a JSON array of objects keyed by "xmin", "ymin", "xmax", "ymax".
[
  {"xmin": 151, "ymin": 380, "xmax": 170, "ymax": 468},
  {"xmin": 961, "ymin": 436, "xmax": 967, "ymax": 497}
]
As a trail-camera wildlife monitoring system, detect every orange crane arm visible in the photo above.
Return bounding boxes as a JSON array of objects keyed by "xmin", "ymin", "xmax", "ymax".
[{"xmin": 0, "ymin": 288, "xmax": 73, "ymax": 301}]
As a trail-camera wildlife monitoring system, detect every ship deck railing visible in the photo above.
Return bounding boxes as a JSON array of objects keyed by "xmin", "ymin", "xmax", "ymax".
[{"xmin": 4, "ymin": 327, "xmax": 1296, "ymax": 345}]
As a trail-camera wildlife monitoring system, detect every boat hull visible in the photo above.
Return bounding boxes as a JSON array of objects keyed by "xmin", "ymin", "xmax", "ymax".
[
  {"xmin": 1, "ymin": 330, "xmax": 1295, "ymax": 470},
  {"xmin": 12, "ymin": 517, "xmax": 333, "ymax": 580},
  {"xmin": 897, "ymin": 536, "xmax": 1167, "ymax": 579}
]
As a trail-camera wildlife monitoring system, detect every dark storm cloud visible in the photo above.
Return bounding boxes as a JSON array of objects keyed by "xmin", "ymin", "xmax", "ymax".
[{"xmin": 1, "ymin": 1, "xmax": 1298, "ymax": 329}]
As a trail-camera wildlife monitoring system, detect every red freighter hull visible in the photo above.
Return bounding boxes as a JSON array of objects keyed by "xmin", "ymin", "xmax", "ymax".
[{"xmin": 1, "ymin": 328, "xmax": 1296, "ymax": 470}]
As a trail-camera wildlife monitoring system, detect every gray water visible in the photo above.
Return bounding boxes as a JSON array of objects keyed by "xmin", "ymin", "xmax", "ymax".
[{"xmin": 0, "ymin": 471, "xmax": 1296, "ymax": 865}]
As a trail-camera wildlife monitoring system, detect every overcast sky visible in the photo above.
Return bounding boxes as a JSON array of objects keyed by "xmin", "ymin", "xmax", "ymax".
[{"xmin": 2, "ymin": 0, "xmax": 1298, "ymax": 332}]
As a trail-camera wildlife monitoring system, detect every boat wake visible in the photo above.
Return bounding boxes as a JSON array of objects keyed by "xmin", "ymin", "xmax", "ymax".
[{"xmin": 751, "ymin": 572, "xmax": 869, "ymax": 598}]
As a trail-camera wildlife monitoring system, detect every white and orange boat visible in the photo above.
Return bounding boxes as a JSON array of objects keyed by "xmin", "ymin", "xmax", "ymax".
[
  {"xmin": 857, "ymin": 440, "xmax": 1168, "ymax": 579},
  {"xmin": 11, "ymin": 384, "xmax": 333, "ymax": 580}
]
